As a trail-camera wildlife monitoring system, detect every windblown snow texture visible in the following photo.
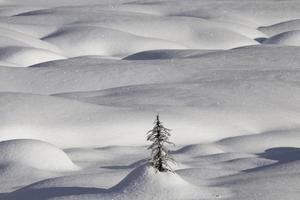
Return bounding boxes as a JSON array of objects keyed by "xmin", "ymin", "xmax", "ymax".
[{"xmin": 0, "ymin": 0, "xmax": 300, "ymax": 200}]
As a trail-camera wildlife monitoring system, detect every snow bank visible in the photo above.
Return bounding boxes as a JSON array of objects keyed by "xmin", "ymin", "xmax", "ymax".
[
  {"xmin": 214, "ymin": 158, "xmax": 300, "ymax": 200},
  {"xmin": 0, "ymin": 46, "xmax": 65, "ymax": 67},
  {"xmin": 108, "ymin": 164, "xmax": 216, "ymax": 200},
  {"xmin": 263, "ymin": 30, "xmax": 300, "ymax": 46},
  {"xmin": 0, "ymin": 27, "xmax": 61, "ymax": 53},
  {"xmin": 1, "ymin": 0, "xmax": 300, "ymax": 200},
  {"xmin": 0, "ymin": 139, "xmax": 78, "ymax": 171},
  {"xmin": 42, "ymin": 25, "xmax": 186, "ymax": 57},
  {"xmin": 218, "ymin": 130, "xmax": 300, "ymax": 153},
  {"xmin": 5, "ymin": 164, "xmax": 230, "ymax": 200},
  {"xmin": 100, "ymin": 17, "xmax": 259, "ymax": 50},
  {"xmin": 174, "ymin": 144, "xmax": 225, "ymax": 156},
  {"xmin": 0, "ymin": 92, "xmax": 130, "ymax": 147},
  {"xmin": 259, "ymin": 19, "xmax": 300, "ymax": 36}
]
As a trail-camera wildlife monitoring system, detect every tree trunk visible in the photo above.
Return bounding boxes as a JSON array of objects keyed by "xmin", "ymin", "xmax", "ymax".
[{"xmin": 158, "ymin": 146, "xmax": 163, "ymax": 171}]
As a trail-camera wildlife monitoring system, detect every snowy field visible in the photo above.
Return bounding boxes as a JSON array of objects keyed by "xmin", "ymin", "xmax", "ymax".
[{"xmin": 0, "ymin": 0, "xmax": 300, "ymax": 199}]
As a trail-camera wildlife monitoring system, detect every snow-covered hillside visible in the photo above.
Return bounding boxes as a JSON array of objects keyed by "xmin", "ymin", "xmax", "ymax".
[{"xmin": 0, "ymin": 0, "xmax": 300, "ymax": 200}]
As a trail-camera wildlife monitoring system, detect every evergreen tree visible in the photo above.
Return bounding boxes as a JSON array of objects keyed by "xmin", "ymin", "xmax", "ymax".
[{"xmin": 147, "ymin": 114, "xmax": 175, "ymax": 172}]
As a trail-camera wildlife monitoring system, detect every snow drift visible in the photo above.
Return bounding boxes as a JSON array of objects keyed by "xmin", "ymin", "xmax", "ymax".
[
  {"xmin": 42, "ymin": 26, "xmax": 186, "ymax": 58},
  {"xmin": 0, "ymin": 0, "xmax": 300, "ymax": 200},
  {"xmin": 0, "ymin": 46, "xmax": 65, "ymax": 67},
  {"xmin": 0, "ymin": 139, "xmax": 78, "ymax": 171},
  {"xmin": 263, "ymin": 30, "xmax": 300, "ymax": 46},
  {"xmin": 106, "ymin": 164, "xmax": 219, "ymax": 200}
]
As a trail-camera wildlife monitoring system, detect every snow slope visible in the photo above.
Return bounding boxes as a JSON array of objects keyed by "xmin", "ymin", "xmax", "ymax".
[
  {"xmin": 263, "ymin": 30, "xmax": 300, "ymax": 46},
  {"xmin": 0, "ymin": 139, "xmax": 78, "ymax": 171},
  {"xmin": 0, "ymin": 0, "xmax": 300, "ymax": 200},
  {"xmin": 4, "ymin": 164, "xmax": 230, "ymax": 200},
  {"xmin": 0, "ymin": 139, "xmax": 78, "ymax": 193},
  {"xmin": 0, "ymin": 46, "xmax": 65, "ymax": 67}
]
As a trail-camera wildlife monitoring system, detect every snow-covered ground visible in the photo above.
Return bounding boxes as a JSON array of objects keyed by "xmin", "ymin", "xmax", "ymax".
[{"xmin": 0, "ymin": 0, "xmax": 300, "ymax": 199}]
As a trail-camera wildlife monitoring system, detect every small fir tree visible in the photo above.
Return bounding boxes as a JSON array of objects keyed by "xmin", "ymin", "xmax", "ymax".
[{"xmin": 147, "ymin": 114, "xmax": 175, "ymax": 172}]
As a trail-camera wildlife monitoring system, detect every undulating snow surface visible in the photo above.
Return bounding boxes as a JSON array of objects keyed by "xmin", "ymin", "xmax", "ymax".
[{"xmin": 0, "ymin": 0, "xmax": 300, "ymax": 200}]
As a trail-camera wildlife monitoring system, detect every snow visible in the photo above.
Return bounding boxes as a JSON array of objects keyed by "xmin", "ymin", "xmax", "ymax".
[
  {"xmin": 259, "ymin": 19, "xmax": 300, "ymax": 36},
  {"xmin": 0, "ymin": 139, "xmax": 79, "ymax": 192},
  {"xmin": 0, "ymin": 139, "xmax": 79, "ymax": 171},
  {"xmin": 42, "ymin": 25, "xmax": 186, "ymax": 57},
  {"xmin": 0, "ymin": 46, "xmax": 65, "ymax": 67},
  {"xmin": 263, "ymin": 30, "xmax": 300, "ymax": 46},
  {"xmin": 0, "ymin": 0, "xmax": 300, "ymax": 200}
]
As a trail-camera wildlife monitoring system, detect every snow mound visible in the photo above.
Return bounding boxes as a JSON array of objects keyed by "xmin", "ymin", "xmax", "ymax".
[
  {"xmin": 104, "ymin": 18, "xmax": 259, "ymax": 50},
  {"xmin": 108, "ymin": 164, "xmax": 218, "ymax": 200},
  {"xmin": 5, "ymin": 164, "xmax": 230, "ymax": 200},
  {"xmin": 259, "ymin": 19, "xmax": 300, "ymax": 36},
  {"xmin": 263, "ymin": 30, "xmax": 300, "ymax": 46},
  {"xmin": 174, "ymin": 144, "xmax": 225, "ymax": 156},
  {"xmin": 0, "ymin": 46, "xmax": 65, "ymax": 67},
  {"xmin": 0, "ymin": 139, "xmax": 79, "ymax": 171},
  {"xmin": 42, "ymin": 26, "xmax": 186, "ymax": 57},
  {"xmin": 218, "ymin": 130, "xmax": 300, "ymax": 153},
  {"xmin": 0, "ymin": 27, "xmax": 61, "ymax": 53},
  {"xmin": 0, "ymin": 92, "xmax": 127, "ymax": 148}
]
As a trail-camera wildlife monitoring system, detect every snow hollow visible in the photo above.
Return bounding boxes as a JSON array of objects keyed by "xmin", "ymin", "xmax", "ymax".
[{"xmin": 0, "ymin": 0, "xmax": 300, "ymax": 200}]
